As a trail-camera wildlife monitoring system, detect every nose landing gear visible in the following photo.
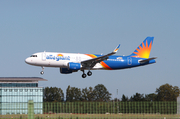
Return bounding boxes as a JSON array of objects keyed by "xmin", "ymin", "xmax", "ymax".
[
  {"xmin": 40, "ymin": 71, "xmax": 44, "ymax": 75},
  {"xmin": 40, "ymin": 67, "xmax": 44, "ymax": 75}
]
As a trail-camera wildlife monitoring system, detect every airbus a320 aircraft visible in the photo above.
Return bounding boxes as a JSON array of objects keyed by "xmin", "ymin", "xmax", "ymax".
[{"xmin": 25, "ymin": 37, "xmax": 156, "ymax": 78}]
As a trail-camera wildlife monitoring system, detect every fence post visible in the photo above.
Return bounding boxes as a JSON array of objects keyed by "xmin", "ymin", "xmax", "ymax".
[
  {"xmin": 28, "ymin": 100, "xmax": 34, "ymax": 119},
  {"xmin": 177, "ymin": 96, "xmax": 180, "ymax": 114}
]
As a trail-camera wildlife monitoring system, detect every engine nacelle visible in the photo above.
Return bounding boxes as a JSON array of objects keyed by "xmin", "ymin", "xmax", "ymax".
[
  {"xmin": 68, "ymin": 62, "xmax": 81, "ymax": 70},
  {"xmin": 60, "ymin": 68, "xmax": 72, "ymax": 74},
  {"xmin": 60, "ymin": 62, "xmax": 81, "ymax": 74}
]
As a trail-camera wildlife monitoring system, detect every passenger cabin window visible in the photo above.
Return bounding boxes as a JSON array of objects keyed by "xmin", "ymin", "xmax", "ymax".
[{"xmin": 30, "ymin": 55, "xmax": 37, "ymax": 57}]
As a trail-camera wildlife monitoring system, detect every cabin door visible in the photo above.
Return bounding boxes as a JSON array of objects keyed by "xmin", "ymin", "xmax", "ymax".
[
  {"xmin": 42, "ymin": 52, "xmax": 46, "ymax": 61},
  {"xmin": 127, "ymin": 57, "xmax": 132, "ymax": 65}
]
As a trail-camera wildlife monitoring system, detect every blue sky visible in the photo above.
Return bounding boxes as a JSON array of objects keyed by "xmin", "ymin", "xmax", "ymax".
[{"xmin": 0, "ymin": 0, "xmax": 180, "ymax": 99}]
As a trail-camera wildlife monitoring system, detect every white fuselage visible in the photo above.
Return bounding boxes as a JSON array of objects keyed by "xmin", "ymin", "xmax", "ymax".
[{"xmin": 25, "ymin": 52, "xmax": 103, "ymax": 70}]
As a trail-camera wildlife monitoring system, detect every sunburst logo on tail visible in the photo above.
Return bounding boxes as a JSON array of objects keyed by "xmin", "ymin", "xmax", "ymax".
[{"xmin": 131, "ymin": 38, "xmax": 153, "ymax": 58}]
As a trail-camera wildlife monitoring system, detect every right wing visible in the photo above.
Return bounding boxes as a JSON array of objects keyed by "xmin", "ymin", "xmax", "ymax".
[{"xmin": 81, "ymin": 44, "xmax": 120, "ymax": 69}]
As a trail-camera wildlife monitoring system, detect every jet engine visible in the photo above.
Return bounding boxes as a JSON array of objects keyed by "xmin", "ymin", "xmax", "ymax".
[
  {"xmin": 60, "ymin": 68, "xmax": 73, "ymax": 74},
  {"xmin": 60, "ymin": 62, "xmax": 81, "ymax": 74}
]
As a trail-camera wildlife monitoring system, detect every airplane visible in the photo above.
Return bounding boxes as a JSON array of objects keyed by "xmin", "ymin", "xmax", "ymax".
[{"xmin": 25, "ymin": 37, "xmax": 156, "ymax": 78}]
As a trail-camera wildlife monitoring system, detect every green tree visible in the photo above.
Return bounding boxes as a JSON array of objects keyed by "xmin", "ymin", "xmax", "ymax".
[
  {"xmin": 44, "ymin": 87, "xmax": 64, "ymax": 102},
  {"xmin": 130, "ymin": 93, "xmax": 145, "ymax": 101},
  {"xmin": 121, "ymin": 94, "xmax": 128, "ymax": 101},
  {"xmin": 44, "ymin": 87, "xmax": 51, "ymax": 102},
  {"xmin": 145, "ymin": 93, "xmax": 157, "ymax": 101},
  {"xmin": 66, "ymin": 85, "xmax": 71, "ymax": 101},
  {"xmin": 93, "ymin": 84, "xmax": 111, "ymax": 101},
  {"xmin": 156, "ymin": 83, "xmax": 180, "ymax": 101},
  {"xmin": 66, "ymin": 85, "xmax": 82, "ymax": 102},
  {"xmin": 82, "ymin": 87, "xmax": 94, "ymax": 101}
]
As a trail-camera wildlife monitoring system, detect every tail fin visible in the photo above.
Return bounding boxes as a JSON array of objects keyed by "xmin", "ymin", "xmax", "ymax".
[{"xmin": 130, "ymin": 37, "xmax": 154, "ymax": 58}]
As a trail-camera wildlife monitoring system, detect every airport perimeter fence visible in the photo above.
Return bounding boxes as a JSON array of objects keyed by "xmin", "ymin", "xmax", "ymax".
[
  {"xmin": 0, "ymin": 101, "xmax": 180, "ymax": 119},
  {"xmin": 43, "ymin": 101, "xmax": 177, "ymax": 114}
]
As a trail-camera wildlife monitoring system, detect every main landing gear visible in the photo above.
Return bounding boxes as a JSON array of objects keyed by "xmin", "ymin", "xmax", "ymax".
[
  {"xmin": 40, "ymin": 67, "xmax": 44, "ymax": 75},
  {"xmin": 82, "ymin": 70, "xmax": 92, "ymax": 78}
]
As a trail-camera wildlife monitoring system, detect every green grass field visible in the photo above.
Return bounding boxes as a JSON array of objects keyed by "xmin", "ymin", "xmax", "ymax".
[{"xmin": 0, "ymin": 113, "xmax": 180, "ymax": 119}]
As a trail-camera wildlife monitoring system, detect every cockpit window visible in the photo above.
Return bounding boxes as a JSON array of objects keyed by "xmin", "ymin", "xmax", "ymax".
[{"xmin": 30, "ymin": 55, "xmax": 37, "ymax": 57}]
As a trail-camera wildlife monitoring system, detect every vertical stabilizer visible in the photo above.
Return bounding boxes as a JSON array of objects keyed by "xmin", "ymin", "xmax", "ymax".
[{"xmin": 130, "ymin": 37, "xmax": 154, "ymax": 58}]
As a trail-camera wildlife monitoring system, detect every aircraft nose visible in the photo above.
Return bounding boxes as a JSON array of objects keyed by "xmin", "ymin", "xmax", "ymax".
[{"xmin": 25, "ymin": 57, "xmax": 31, "ymax": 64}]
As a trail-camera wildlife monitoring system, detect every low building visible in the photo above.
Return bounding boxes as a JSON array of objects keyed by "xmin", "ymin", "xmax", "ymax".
[{"xmin": 0, "ymin": 77, "xmax": 47, "ymax": 115}]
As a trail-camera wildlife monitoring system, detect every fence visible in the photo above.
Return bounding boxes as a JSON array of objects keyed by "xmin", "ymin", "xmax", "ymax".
[
  {"xmin": 43, "ymin": 101, "xmax": 177, "ymax": 114},
  {"xmin": 0, "ymin": 101, "xmax": 179, "ymax": 119}
]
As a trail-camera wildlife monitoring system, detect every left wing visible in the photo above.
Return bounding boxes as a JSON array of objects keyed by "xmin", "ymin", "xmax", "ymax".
[{"xmin": 81, "ymin": 44, "xmax": 120, "ymax": 69}]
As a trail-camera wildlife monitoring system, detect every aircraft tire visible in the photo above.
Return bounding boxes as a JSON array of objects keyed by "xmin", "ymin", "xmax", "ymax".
[
  {"xmin": 40, "ymin": 71, "xmax": 44, "ymax": 75},
  {"xmin": 87, "ymin": 71, "xmax": 92, "ymax": 76},
  {"xmin": 82, "ymin": 74, "xmax": 86, "ymax": 78}
]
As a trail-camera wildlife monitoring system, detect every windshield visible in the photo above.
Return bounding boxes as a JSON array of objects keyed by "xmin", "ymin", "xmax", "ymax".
[{"xmin": 30, "ymin": 55, "xmax": 37, "ymax": 57}]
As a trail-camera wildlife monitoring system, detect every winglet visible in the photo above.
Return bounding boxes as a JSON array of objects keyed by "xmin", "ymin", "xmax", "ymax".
[{"xmin": 113, "ymin": 44, "xmax": 120, "ymax": 53}]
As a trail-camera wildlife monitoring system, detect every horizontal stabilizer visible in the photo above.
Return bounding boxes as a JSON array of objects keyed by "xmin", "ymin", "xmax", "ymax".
[{"xmin": 139, "ymin": 57, "xmax": 157, "ymax": 64}]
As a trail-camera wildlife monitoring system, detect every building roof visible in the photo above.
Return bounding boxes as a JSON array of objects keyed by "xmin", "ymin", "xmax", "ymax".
[{"xmin": 0, "ymin": 77, "xmax": 47, "ymax": 81}]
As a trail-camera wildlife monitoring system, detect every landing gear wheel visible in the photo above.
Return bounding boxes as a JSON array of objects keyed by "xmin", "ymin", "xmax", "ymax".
[
  {"xmin": 87, "ymin": 71, "xmax": 92, "ymax": 76},
  {"xmin": 40, "ymin": 66, "xmax": 44, "ymax": 75},
  {"xmin": 40, "ymin": 71, "xmax": 44, "ymax": 75},
  {"xmin": 82, "ymin": 73, "xmax": 87, "ymax": 78}
]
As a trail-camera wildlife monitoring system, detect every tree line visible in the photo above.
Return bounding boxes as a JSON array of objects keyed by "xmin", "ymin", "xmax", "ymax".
[
  {"xmin": 43, "ymin": 83, "xmax": 180, "ymax": 102},
  {"xmin": 121, "ymin": 83, "xmax": 180, "ymax": 101},
  {"xmin": 44, "ymin": 84, "xmax": 111, "ymax": 102}
]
